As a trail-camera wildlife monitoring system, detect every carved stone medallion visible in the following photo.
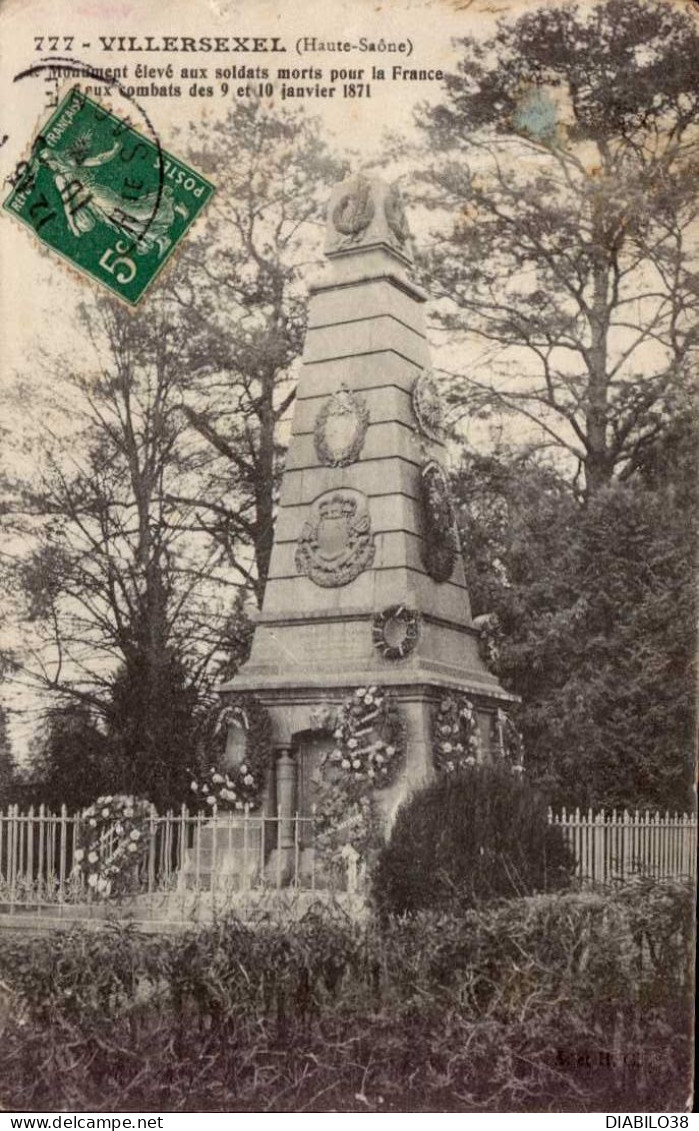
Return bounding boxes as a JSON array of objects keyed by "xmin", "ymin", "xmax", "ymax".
[
  {"xmin": 384, "ymin": 184, "xmax": 411, "ymax": 248},
  {"xmin": 295, "ymin": 489, "xmax": 375, "ymax": 587},
  {"xmin": 314, "ymin": 385, "xmax": 369, "ymax": 467},
  {"xmin": 412, "ymin": 370, "xmax": 445, "ymax": 442},
  {"xmin": 331, "ymin": 175, "xmax": 374, "ymax": 244},
  {"xmin": 419, "ymin": 461, "xmax": 459, "ymax": 583},
  {"xmin": 309, "ymin": 703, "xmax": 339, "ymax": 732}
]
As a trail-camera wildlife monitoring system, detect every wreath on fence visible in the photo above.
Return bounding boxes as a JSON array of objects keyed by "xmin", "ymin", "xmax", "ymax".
[
  {"xmin": 72, "ymin": 795, "xmax": 152, "ymax": 899},
  {"xmin": 432, "ymin": 693, "xmax": 482, "ymax": 774},
  {"xmin": 191, "ymin": 696, "xmax": 273, "ymax": 812}
]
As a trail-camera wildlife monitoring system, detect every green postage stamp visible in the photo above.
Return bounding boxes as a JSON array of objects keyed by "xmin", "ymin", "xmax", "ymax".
[{"xmin": 3, "ymin": 86, "xmax": 214, "ymax": 304}]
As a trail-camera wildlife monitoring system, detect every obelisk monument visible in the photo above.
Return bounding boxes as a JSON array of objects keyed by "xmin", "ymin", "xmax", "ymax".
[{"xmin": 220, "ymin": 173, "xmax": 515, "ymax": 837}]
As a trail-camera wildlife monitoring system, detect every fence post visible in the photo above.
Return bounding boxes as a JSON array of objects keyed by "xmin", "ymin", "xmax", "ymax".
[
  {"xmin": 178, "ymin": 803, "xmax": 187, "ymax": 872},
  {"xmin": 208, "ymin": 807, "xmax": 217, "ymax": 900},
  {"xmin": 37, "ymin": 803, "xmax": 46, "ymax": 902},
  {"xmin": 258, "ymin": 805, "xmax": 265, "ymax": 887},
  {"xmin": 26, "ymin": 805, "xmax": 35, "ymax": 904},
  {"xmin": 621, "ymin": 809, "xmax": 629, "ymax": 880},
  {"xmin": 195, "ymin": 809, "xmax": 203, "ymax": 896},
  {"xmin": 58, "ymin": 804, "xmax": 68, "ymax": 911},
  {"xmin": 276, "ymin": 805, "xmax": 282, "ymax": 889},
  {"xmin": 147, "ymin": 804, "xmax": 157, "ymax": 901},
  {"xmin": 8, "ymin": 805, "xmax": 17, "ymax": 913},
  {"xmin": 242, "ymin": 806, "xmax": 249, "ymax": 892},
  {"xmin": 18, "ymin": 806, "xmax": 25, "ymax": 892},
  {"xmin": 594, "ymin": 810, "xmax": 605, "ymax": 885},
  {"xmin": 293, "ymin": 811, "xmax": 300, "ymax": 889}
]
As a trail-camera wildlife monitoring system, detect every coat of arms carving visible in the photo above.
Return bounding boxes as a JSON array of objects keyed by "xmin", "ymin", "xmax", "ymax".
[
  {"xmin": 314, "ymin": 384, "xmax": 370, "ymax": 467},
  {"xmin": 295, "ymin": 489, "xmax": 375, "ymax": 587},
  {"xmin": 412, "ymin": 370, "xmax": 445, "ymax": 442}
]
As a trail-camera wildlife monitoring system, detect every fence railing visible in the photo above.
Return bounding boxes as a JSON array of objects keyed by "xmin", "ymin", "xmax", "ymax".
[
  {"xmin": 0, "ymin": 804, "xmax": 695, "ymax": 919},
  {"xmin": 0, "ymin": 803, "xmax": 363, "ymax": 919},
  {"xmin": 548, "ymin": 807, "xmax": 697, "ymax": 885}
]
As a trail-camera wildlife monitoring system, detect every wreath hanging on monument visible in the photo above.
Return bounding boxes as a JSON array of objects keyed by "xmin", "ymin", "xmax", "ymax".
[
  {"xmin": 324, "ymin": 685, "xmax": 405, "ymax": 788},
  {"xmin": 190, "ymin": 696, "xmax": 273, "ymax": 812},
  {"xmin": 473, "ymin": 612, "xmax": 502, "ymax": 673},
  {"xmin": 72, "ymin": 795, "xmax": 152, "ymax": 899},
  {"xmin": 419, "ymin": 461, "xmax": 459, "ymax": 583},
  {"xmin": 313, "ymin": 684, "xmax": 405, "ymax": 873},
  {"xmin": 432, "ymin": 692, "xmax": 482, "ymax": 774},
  {"xmin": 372, "ymin": 604, "xmax": 420, "ymax": 660}
]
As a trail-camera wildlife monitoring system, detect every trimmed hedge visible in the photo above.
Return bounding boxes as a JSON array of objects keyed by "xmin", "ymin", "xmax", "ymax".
[
  {"xmin": 373, "ymin": 764, "xmax": 575, "ymax": 916},
  {"xmin": 0, "ymin": 880, "xmax": 693, "ymax": 1112}
]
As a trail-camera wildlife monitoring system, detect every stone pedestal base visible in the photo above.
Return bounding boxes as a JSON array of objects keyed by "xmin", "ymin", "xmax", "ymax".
[{"xmin": 178, "ymin": 818, "xmax": 263, "ymax": 892}]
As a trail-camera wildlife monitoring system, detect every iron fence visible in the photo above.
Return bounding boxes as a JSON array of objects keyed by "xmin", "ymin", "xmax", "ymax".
[
  {"xmin": 0, "ymin": 804, "xmax": 363, "ymax": 920},
  {"xmin": 0, "ymin": 803, "xmax": 695, "ymax": 921},
  {"xmin": 549, "ymin": 807, "xmax": 697, "ymax": 885}
]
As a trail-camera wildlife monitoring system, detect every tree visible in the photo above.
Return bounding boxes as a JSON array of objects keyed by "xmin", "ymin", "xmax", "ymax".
[
  {"xmin": 12, "ymin": 296, "xmax": 236, "ymax": 807},
  {"xmin": 0, "ymin": 704, "xmax": 18, "ymax": 808},
  {"xmin": 164, "ymin": 100, "xmax": 346, "ymax": 603},
  {"xmin": 5, "ymin": 100, "xmax": 344, "ymax": 803},
  {"xmin": 418, "ymin": 0, "xmax": 699, "ymax": 497},
  {"xmin": 454, "ymin": 412, "xmax": 697, "ymax": 811},
  {"xmin": 22, "ymin": 703, "xmax": 110, "ymax": 812}
]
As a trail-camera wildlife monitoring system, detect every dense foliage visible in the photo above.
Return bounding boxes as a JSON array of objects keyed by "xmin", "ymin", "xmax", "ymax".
[
  {"xmin": 372, "ymin": 765, "xmax": 574, "ymax": 916},
  {"xmin": 0, "ymin": 882, "xmax": 692, "ymax": 1112},
  {"xmin": 454, "ymin": 417, "xmax": 697, "ymax": 811}
]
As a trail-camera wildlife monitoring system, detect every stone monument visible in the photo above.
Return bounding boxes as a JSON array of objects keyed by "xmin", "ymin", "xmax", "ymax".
[{"xmin": 218, "ymin": 173, "xmax": 517, "ymax": 875}]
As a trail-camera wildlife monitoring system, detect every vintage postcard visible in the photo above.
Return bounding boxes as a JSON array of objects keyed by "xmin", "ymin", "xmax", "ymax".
[{"xmin": 0, "ymin": 0, "xmax": 695, "ymax": 1117}]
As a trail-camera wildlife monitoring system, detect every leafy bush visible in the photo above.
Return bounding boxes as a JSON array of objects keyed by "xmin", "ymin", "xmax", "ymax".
[
  {"xmin": 372, "ymin": 764, "xmax": 574, "ymax": 916},
  {"xmin": 0, "ymin": 882, "xmax": 693, "ymax": 1112}
]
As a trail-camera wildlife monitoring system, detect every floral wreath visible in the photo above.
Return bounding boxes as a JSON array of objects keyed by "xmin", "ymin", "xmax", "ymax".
[
  {"xmin": 432, "ymin": 692, "xmax": 482, "ymax": 774},
  {"xmin": 492, "ymin": 708, "xmax": 525, "ymax": 773},
  {"xmin": 419, "ymin": 461, "xmax": 459, "ymax": 583},
  {"xmin": 372, "ymin": 604, "xmax": 420, "ymax": 660},
  {"xmin": 311, "ymin": 788, "xmax": 382, "ymax": 870},
  {"xmin": 473, "ymin": 612, "xmax": 502, "ymax": 673},
  {"xmin": 324, "ymin": 685, "xmax": 405, "ymax": 788},
  {"xmin": 313, "ymin": 685, "xmax": 405, "ymax": 875},
  {"xmin": 191, "ymin": 695, "xmax": 273, "ymax": 812},
  {"xmin": 73, "ymin": 795, "xmax": 152, "ymax": 899}
]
